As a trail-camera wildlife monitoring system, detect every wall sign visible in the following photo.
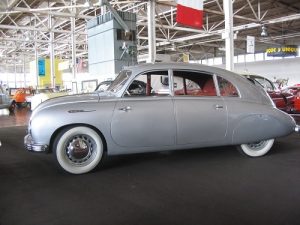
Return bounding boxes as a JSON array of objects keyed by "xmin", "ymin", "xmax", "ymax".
[
  {"xmin": 247, "ymin": 36, "xmax": 255, "ymax": 54},
  {"xmin": 266, "ymin": 45, "xmax": 298, "ymax": 57},
  {"xmin": 38, "ymin": 59, "xmax": 45, "ymax": 76}
]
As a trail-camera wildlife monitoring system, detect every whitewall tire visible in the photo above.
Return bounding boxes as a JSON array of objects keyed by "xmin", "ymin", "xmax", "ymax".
[
  {"xmin": 54, "ymin": 126, "xmax": 104, "ymax": 174},
  {"xmin": 238, "ymin": 139, "xmax": 275, "ymax": 157}
]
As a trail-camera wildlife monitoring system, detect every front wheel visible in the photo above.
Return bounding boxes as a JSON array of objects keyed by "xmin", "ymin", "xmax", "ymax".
[
  {"xmin": 237, "ymin": 139, "xmax": 275, "ymax": 157},
  {"xmin": 53, "ymin": 126, "xmax": 104, "ymax": 174}
]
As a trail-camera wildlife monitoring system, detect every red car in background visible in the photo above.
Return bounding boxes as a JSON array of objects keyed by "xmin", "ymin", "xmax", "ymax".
[
  {"xmin": 284, "ymin": 85, "xmax": 300, "ymax": 112},
  {"xmin": 243, "ymin": 75, "xmax": 294, "ymax": 113}
]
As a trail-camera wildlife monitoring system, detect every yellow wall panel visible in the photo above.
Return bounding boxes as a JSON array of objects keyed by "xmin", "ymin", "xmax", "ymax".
[{"xmin": 30, "ymin": 58, "xmax": 63, "ymax": 88}]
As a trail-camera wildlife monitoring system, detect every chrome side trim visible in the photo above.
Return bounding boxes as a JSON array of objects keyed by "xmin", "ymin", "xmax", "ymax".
[{"xmin": 68, "ymin": 109, "xmax": 96, "ymax": 113}]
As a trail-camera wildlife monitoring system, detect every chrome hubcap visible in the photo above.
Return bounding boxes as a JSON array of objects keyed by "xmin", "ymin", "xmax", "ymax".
[
  {"xmin": 66, "ymin": 135, "xmax": 95, "ymax": 164},
  {"xmin": 247, "ymin": 141, "xmax": 267, "ymax": 151}
]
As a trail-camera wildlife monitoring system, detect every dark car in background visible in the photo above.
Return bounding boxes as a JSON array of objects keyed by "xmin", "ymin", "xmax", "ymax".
[{"xmin": 243, "ymin": 74, "xmax": 294, "ymax": 113}]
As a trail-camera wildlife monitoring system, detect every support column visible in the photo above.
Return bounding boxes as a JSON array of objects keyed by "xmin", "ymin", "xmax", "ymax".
[
  {"xmin": 223, "ymin": 0, "xmax": 234, "ymax": 71},
  {"xmin": 35, "ymin": 38, "xmax": 39, "ymax": 88},
  {"xmin": 23, "ymin": 54, "xmax": 26, "ymax": 87},
  {"xmin": 14, "ymin": 59, "xmax": 17, "ymax": 88},
  {"xmin": 71, "ymin": 1, "xmax": 77, "ymax": 83},
  {"xmin": 49, "ymin": 15, "xmax": 56, "ymax": 88},
  {"xmin": 35, "ymin": 19, "xmax": 39, "ymax": 88},
  {"xmin": 71, "ymin": 17, "xmax": 76, "ymax": 81},
  {"xmin": 147, "ymin": 0, "xmax": 156, "ymax": 63}
]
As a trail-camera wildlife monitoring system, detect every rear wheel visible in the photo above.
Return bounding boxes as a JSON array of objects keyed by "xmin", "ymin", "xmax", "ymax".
[
  {"xmin": 237, "ymin": 139, "xmax": 274, "ymax": 157},
  {"xmin": 53, "ymin": 126, "xmax": 104, "ymax": 174}
]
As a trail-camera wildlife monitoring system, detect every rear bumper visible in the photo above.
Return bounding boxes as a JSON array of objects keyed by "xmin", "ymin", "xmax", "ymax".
[{"xmin": 24, "ymin": 134, "xmax": 48, "ymax": 152}]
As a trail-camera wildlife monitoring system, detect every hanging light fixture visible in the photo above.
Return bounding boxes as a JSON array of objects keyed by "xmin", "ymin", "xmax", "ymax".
[
  {"xmin": 261, "ymin": 25, "xmax": 268, "ymax": 37},
  {"xmin": 84, "ymin": 0, "xmax": 93, "ymax": 9}
]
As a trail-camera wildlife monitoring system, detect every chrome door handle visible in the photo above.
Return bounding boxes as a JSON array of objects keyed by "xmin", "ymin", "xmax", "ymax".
[
  {"xmin": 119, "ymin": 106, "xmax": 132, "ymax": 112},
  {"xmin": 215, "ymin": 105, "xmax": 224, "ymax": 109}
]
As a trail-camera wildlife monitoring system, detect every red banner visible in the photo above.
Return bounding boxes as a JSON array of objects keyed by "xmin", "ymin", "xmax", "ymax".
[{"xmin": 176, "ymin": 0, "xmax": 203, "ymax": 29}]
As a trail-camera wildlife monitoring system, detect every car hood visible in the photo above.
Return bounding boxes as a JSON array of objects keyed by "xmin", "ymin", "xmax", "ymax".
[{"xmin": 32, "ymin": 92, "xmax": 115, "ymax": 114}]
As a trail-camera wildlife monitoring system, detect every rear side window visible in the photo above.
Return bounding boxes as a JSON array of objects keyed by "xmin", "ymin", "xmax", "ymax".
[
  {"xmin": 217, "ymin": 77, "xmax": 239, "ymax": 97},
  {"xmin": 173, "ymin": 70, "xmax": 217, "ymax": 97}
]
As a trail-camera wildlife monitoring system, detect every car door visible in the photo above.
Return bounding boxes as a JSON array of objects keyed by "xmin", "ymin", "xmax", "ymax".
[
  {"xmin": 172, "ymin": 70, "xmax": 228, "ymax": 145},
  {"xmin": 111, "ymin": 70, "xmax": 176, "ymax": 148}
]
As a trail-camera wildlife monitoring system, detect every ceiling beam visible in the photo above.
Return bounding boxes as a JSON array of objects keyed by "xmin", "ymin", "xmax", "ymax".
[
  {"xmin": 0, "ymin": 24, "xmax": 87, "ymax": 35},
  {"xmin": 0, "ymin": 6, "xmax": 95, "ymax": 19}
]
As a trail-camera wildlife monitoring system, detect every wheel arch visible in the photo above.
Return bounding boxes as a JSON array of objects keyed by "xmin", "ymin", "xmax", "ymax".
[{"xmin": 49, "ymin": 123, "xmax": 107, "ymax": 154}]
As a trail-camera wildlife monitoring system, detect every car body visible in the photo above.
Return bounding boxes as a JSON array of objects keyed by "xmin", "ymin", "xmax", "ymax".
[
  {"xmin": 0, "ymin": 85, "xmax": 13, "ymax": 110},
  {"xmin": 284, "ymin": 85, "xmax": 300, "ymax": 112},
  {"xmin": 29, "ymin": 88, "xmax": 70, "ymax": 110},
  {"xmin": 24, "ymin": 63, "xmax": 297, "ymax": 174},
  {"xmin": 242, "ymin": 74, "xmax": 294, "ymax": 112}
]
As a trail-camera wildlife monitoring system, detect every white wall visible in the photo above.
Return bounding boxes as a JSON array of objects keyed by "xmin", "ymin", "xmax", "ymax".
[
  {"xmin": 2, "ymin": 57, "xmax": 300, "ymax": 88},
  {"xmin": 0, "ymin": 72, "xmax": 32, "ymax": 88},
  {"xmin": 219, "ymin": 57, "xmax": 300, "ymax": 86}
]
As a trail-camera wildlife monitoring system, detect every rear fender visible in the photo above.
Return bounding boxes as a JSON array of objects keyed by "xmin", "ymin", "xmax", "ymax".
[{"xmin": 232, "ymin": 114, "xmax": 292, "ymax": 144}]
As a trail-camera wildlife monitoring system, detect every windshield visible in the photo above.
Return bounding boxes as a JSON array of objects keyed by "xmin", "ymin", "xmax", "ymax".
[
  {"xmin": 253, "ymin": 77, "xmax": 275, "ymax": 91},
  {"xmin": 107, "ymin": 70, "xmax": 132, "ymax": 93}
]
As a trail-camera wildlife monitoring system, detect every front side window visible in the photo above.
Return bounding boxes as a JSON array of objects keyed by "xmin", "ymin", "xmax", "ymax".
[
  {"xmin": 124, "ymin": 70, "xmax": 170, "ymax": 97},
  {"xmin": 173, "ymin": 70, "xmax": 217, "ymax": 97}
]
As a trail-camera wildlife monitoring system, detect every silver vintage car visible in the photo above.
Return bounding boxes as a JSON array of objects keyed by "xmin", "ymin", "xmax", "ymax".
[{"xmin": 24, "ymin": 63, "xmax": 297, "ymax": 174}]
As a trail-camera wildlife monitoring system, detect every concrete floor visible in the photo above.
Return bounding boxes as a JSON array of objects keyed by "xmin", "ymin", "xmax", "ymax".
[{"xmin": 0, "ymin": 109, "xmax": 300, "ymax": 225}]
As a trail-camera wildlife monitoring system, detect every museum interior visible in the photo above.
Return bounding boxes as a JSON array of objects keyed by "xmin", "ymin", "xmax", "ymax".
[{"xmin": 1, "ymin": 0, "xmax": 300, "ymax": 225}]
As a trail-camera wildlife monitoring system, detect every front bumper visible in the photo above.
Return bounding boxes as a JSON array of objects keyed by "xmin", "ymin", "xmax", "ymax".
[{"xmin": 24, "ymin": 134, "xmax": 48, "ymax": 152}]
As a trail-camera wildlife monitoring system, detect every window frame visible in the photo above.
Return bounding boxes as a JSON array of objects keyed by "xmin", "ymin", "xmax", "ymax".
[
  {"xmin": 122, "ymin": 68, "xmax": 240, "ymax": 98},
  {"xmin": 172, "ymin": 69, "xmax": 220, "ymax": 98}
]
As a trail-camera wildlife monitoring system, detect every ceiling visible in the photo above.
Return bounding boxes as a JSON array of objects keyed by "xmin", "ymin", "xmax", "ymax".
[{"xmin": 0, "ymin": 0, "xmax": 300, "ymax": 70}]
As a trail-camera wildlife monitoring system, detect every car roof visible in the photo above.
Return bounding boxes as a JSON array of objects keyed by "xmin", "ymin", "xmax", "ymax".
[{"xmin": 126, "ymin": 62, "xmax": 244, "ymax": 81}]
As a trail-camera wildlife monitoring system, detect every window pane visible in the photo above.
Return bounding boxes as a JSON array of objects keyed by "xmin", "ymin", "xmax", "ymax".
[
  {"xmin": 252, "ymin": 77, "xmax": 275, "ymax": 91},
  {"xmin": 214, "ymin": 57, "xmax": 223, "ymax": 65},
  {"xmin": 173, "ymin": 71, "xmax": 217, "ymax": 97},
  {"xmin": 265, "ymin": 53, "xmax": 274, "ymax": 61},
  {"xmin": 234, "ymin": 56, "xmax": 238, "ymax": 63},
  {"xmin": 201, "ymin": 59, "xmax": 207, "ymax": 65},
  {"xmin": 245, "ymin": 54, "xmax": 255, "ymax": 62},
  {"xmin": 207, "ymin": 58, "xmax": 214, "ymax": 65},
  {"xmin": 125, "ymin": 71, "xmax": 170, "ymax": 97},
  {"xmin": 255, "ymin": 53, "xmax": 264, "ymax": 61},
  {"xmin": 217, "ymin": 77, "xmax": 239, "ymax": 97},
  {"xmin": 238, "ymin": 54, "xmax": 245, "ymax": 63}
]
